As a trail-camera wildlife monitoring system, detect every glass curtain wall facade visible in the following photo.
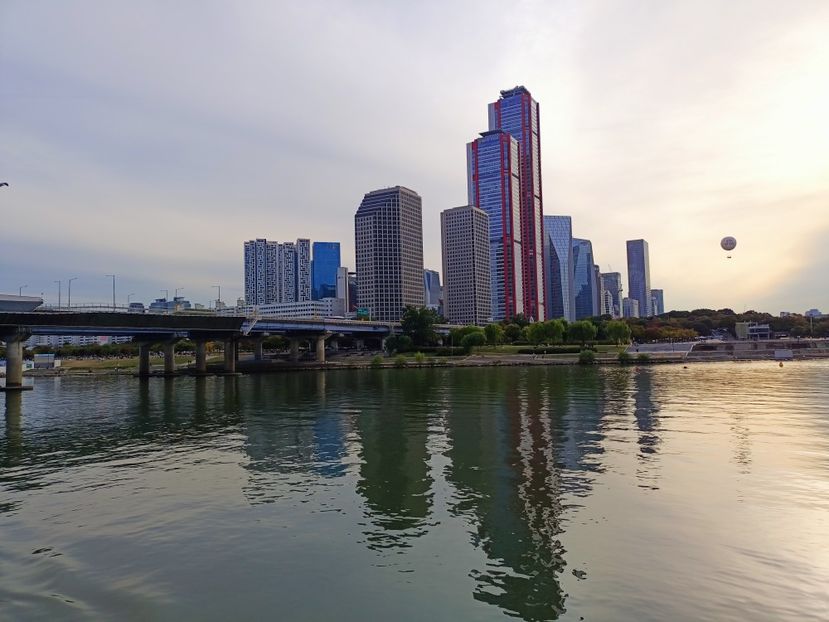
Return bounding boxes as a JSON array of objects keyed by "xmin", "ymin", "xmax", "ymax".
[
  {"xmin": 354, "ymin": 186, "xmax": 424, "ymax": 321},
  {"xmin": 572, "ymin": 238, "xmax": 598, "ymax": 319},
  {"xmin": 600, "ymin": 272, "xmax": 623, "ymax": 318},
  {"xmin": 542, "ymin": 215, "xmax": 575, "ymax": 321},
  {"xmin": 651, "ymin": 288, "xmax": 664, "ymax": 316},
  {"xmin": 312, "ymin": 242, "xmax": 341, "ymax": 300},
  {"xmin": 626, "ymin": 239, "xmax": 652, "ymax": 317},
  {"xmin": 488, "ymin": 86, "xmax": 546, "ymax": 321},
  {"xmin": 467, "ymin": 130, "xmax": 523, "ymax": 321}
]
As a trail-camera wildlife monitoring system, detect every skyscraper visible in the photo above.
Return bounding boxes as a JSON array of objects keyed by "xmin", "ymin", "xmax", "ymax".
[
  {"xmin": 244, "ymin": 238, "xmax": 311, "ymax": 305},
  {"xmin": 542, "ymin": 215, "xmax": 575, "ymax": 321},
  {"xmin": 594, "ymin": 264, "xmax": 603, "ymax": 316},
  {"xmin": 488, "ymin": 86, "xmax": 546, "ymax": 321},
  {"xmin": 600, "ymin": 272, "xmax": 623, "ymax": 318},
  {"xmin": 354, "ymin": 186, "xmax": 424, "ymax": 321},
  {"xmin": 441, "ymin": 205, "xmax": 491, "ymax": 326},
  {"xmin": 244, "ymin": 238, "xmax": 271, "ymax": 306},
  {"xmin": 623, "ymin": 297, "xmax": 640, "ymax": 318},
  {"xmin": 467, "ymin": 129, "xmax": 523, "ymax": 321},
  {"xmin": 572, "ymin": 238, "xmax": 598, "ymax": 319},
  {"xmin": 626, "ymin": 239, "xmax": 652, "ymax": 317},
  {"xmin": 336, "ymin": 266, "xmax": 350, "ymax": 310},
  {"xmin": 296, "ymin": 238, "xmax": 311, "ymax": 302},
  {"xmin": 651, "ymin": 288, "xmax": 665, "ymax": 316},
  {"xmin": 312, "ymin": 242, "xmax": 341, "ymax": 300},
  {"xmin": 423, "ymin": 269, "xmax": 442, "ymax": 311}
]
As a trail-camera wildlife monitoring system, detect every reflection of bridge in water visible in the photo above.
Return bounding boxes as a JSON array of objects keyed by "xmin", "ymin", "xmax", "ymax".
[{"xmin": 0, "ymin": 311, "xmax": 456, "ymax": 390}]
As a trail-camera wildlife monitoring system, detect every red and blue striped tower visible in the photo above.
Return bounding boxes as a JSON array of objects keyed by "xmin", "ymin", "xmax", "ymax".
[{"xmin": 488, "ymin": 86, "xmax": 546, "ymax": 322}]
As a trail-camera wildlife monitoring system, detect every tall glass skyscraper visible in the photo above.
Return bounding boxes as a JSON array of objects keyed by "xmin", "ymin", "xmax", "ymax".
[
  {"xmin": 651, "ymin": 288, "xmax": 664, "ymax": 316},
  {"xmin": 311, "ymin": 242, "xmax": 341, "ymax": 300},
  {"xmin": 572, "ymin": 238, "xmax": 598, "ymax": 319},
  {"xmin": 542, "ymin": 215, "xmax": 575, "ymax": 321},
  {"xmin": 626, "ymin": 239, "xmax": 652, "ymax": 317},
  {"xmin": 467, "ymin": 129, "xmax": 524, "ymax": 321},
  {"xmin": 488, "ymin": 86, "xmax": 546, "ymax": 321},
  {"xmin": 600, "ymin": 272, "xmax": 623, "ymax": 318}
]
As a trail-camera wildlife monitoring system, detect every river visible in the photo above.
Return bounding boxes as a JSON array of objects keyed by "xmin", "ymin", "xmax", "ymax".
[{"xmin": 2, "ymin": 362, "xmax": 828, "ymax": 621}]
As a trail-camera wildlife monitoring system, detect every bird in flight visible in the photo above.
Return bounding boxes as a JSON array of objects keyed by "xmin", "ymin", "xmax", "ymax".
[{"xmin": 0, "ymin": 182, "xmax": 9, "ymax": 187}]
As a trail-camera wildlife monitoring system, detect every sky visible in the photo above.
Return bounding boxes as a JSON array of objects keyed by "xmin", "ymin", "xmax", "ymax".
[{"xmin": 1, "ymin": 0, "xmax": 828, "ymax": 313}]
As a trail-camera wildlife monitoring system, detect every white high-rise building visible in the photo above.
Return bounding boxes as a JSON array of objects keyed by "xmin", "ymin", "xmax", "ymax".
[
  {"xmin": 244, "ymin": 238, "xmax": 313, "ymax": 305},
  {"xmin": 441, "ymin": 205, "xmax": 491, "ymax": 326}
]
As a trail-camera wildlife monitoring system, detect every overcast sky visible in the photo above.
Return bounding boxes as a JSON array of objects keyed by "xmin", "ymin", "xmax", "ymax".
[{"xmin": 2, "ymin": 0, "xmax": 828, "ymax": 313}]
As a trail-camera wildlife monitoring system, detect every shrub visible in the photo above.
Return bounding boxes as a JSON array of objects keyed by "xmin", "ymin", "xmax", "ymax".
[
  {"xmin": 394, "ymin": 354, "xmax": 408, "ymax": 368},
  {"xmin": 618, "ymin": 350, "xmax": 632, "ymax": 364},
  {"xmin": 578, "ymin": 349, "xmax": 596, "ymax": 365},
  {"xmin": 370, "ymin": 355, "xmax": 384, "ymax": 369},
  {"xmin": 636, "ymin": 353, "xmax": 651, "ymax": 363},
  {"xmin": 414, "ymin": 351, "xmax": 426, "ymax": 364}
]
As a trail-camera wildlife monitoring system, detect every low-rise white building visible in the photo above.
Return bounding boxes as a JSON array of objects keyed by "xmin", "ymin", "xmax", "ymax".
[{"xmin": 220, "ymin": 298, "xmax": 347, "ymax": 319}]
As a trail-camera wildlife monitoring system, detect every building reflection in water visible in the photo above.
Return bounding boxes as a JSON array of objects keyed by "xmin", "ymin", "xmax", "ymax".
[
  {"xmin": 632, "ymin": 368, "xmax": 662, "ymax": 489},
  {"xmin": 355, "ymin": 369, "xmax": 435, "ymax": 551},
  {"xmin": 443, "ymin": 367, "xmax": 606, "ymax": 621}
]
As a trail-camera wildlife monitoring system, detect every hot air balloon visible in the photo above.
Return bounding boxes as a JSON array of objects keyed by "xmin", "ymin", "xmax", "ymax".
[{"xmin": 721, "ymin": 236, "xmax": 737, "ymax": 258}]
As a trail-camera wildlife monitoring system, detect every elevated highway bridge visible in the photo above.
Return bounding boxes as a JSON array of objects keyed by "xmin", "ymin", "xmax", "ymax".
[{"xmin": 0, "ymin": 311, "xmax": 457, "ymax": 390}]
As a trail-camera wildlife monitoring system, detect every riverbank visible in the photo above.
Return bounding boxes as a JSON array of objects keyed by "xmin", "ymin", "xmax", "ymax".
[{"xmin": 10, "ymin": 345, "xmax": 829, "ymax": 377}]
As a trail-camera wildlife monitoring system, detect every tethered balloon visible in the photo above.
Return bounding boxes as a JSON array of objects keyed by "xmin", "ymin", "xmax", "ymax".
[{"xmin": 721, "ymin": 236, "xmax": 737, "ymax": 258}]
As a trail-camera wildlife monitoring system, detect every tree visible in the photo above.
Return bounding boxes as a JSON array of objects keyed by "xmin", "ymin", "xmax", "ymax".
[
  {"xmin": 400, "ymin": 306, "xmax": 439, "ymax": 346},
  {"xmin": 503, "ymin": 323, "xmax": 522, "ymax": 343},
  {"xmin": 526, "ymin": 322, "xmax": 547, "ymax": 345},
  {"xmin": 460, "ymin": 330, "xmax": 486, "ymax": 353},
  {"xmin": 509, "ymin": 313, "xmax": 530, "ymax": 328},
  {"xmin": 545, "ymin": 319, "xmax": 565, "ymax": 344},
  {"xmin": 484, "ymin": 323, "xmax": 504, "ymax": 346},
  {"xmin": 567, "ymin": 320, "xmax": 598, "ymax": 346},
  {"xmin": 604, "ymin": 320, "xmax": 630, "ymax": 346},
  {"xmin": 385, "ymin": 334, "xmax": 413, "ymax": 353}
]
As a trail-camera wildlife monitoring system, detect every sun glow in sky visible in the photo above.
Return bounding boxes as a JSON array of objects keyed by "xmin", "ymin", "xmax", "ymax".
[{"xmin": 1, "ymin": 0, "xmax": 828, "ymax": 312}]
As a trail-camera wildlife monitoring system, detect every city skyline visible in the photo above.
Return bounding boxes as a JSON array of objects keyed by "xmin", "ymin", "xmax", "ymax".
[{"xmin": 2, "ymin": 1, "xmax": 828, "ymax": 312}]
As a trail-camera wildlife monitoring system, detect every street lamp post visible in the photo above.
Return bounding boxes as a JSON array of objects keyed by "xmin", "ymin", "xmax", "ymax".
[
  {"xmin": 67, "ymin": 277, "xmax": 78, "ymax": 308},
  {"xmin": 212, "ymin": 285, "xmax": 221, "ymax": 307},
  {"xmin": 18, "ymin": 285, "xmax": 27, "ymax": 296},
  {"xmin": 54, "ymin": 280, "xmax": 62, "ymax": 308},
  {"xmin": 105, "ymin": 275, "xmax": 116, "ymax": 310},
  {"xmin": 127, "ymin": 293, "xmax": 136, "ymax": 305}
]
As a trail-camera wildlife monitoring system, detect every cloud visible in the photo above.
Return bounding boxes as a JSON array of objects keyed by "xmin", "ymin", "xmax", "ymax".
[{"xmin": 1, "ymin": 0, "xmax": 827, "ymax": 312}]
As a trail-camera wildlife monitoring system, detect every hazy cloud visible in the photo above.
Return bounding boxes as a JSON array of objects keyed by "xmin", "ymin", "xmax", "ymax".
[{"xmin": 1, "ymin": 0, "xmax": 827, "ymax": 312}]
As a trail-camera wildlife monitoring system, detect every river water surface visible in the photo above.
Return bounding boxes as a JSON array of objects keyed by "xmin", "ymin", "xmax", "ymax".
[{"xmin": 2, "ymin": 362, "xmax": 828, "ymax": 621}]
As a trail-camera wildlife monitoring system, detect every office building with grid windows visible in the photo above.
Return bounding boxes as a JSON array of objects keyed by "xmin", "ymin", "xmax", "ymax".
[
  {"xmin": 354, "ymin": 186, "xmax": 424, "ymax": 322},
  {"xmin": 542, "ymin": 215, "xmax": 575, "ymax": 321},
  {"xmin": 441, "ymin": 205, "xmax": 491, "ymax": 326}
]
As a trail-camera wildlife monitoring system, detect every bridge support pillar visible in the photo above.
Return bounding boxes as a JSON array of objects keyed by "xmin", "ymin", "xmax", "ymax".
[
  {"xmin": 223, "ymin": 338, "xmax": 237, "ymax": 374},
  {"xmin": 138, "ymin": 343, "xmax": 152, "ymax": 377},
  {"xmin": 289, "ymin": 338, "xmax": 300, "ymax": 362},
  {"xmin": 253, "ymin": 338, "xmax": 264, "ymax": 362},
  {"xmin": 315, "ymin": 334, "xmax": 328, "ymax": 363},
  {"xmin": 194, "ymin": 340, "xmax": 208, "ymax": 375},
  {"xmin": 163, "ymin": 342, "xmax": 176, "ymax": 376},
  {"xmin": 1, "ymin": 334, "xmax": 31, "ymax": 392}
]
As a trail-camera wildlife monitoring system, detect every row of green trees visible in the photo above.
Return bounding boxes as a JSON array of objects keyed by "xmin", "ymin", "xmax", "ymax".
[{"xmin": 389, "ymin": 307, "xmax": 635, "ymax": 354}]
